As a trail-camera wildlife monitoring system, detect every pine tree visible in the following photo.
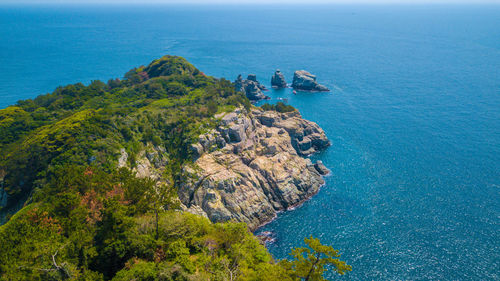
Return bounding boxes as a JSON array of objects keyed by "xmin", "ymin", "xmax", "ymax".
[{"xmin": 284, "ymin": 236, "xmax": 352, "ymax": 281}]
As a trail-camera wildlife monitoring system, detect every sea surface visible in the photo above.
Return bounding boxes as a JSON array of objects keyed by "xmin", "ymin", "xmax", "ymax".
[{"xmin": 1, "ymin": 4, "xmax": 499, "ymax": 280}]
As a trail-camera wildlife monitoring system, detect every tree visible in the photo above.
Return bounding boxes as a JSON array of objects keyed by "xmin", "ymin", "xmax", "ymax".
[
  {"xmin": 284, "ymin": 236, "xmax": 352, "ymax": 281},
  {"xmin": 146, "ymin": 172, "xmax": 180, "ymax": 240}
]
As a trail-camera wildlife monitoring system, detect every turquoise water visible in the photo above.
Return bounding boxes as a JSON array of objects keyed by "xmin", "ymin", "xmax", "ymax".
[{"xmin": 1, "ymin": 4, "xmax": 499, "ymax": 280}]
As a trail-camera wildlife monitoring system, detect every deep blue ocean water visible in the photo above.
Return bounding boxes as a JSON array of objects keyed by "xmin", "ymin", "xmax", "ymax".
[{"xmin": 1, "ymin": 4, "xmax": 499, "ymax": 280}]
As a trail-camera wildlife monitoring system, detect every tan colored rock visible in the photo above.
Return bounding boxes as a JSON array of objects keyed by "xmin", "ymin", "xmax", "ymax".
[
  {"xmin": 118, "ymin": 148, "xmax": 128, "ymax": 168},
  {"xmin": 118, "ymin": 108, "xmax": 330, "ymax": 230},
  {"xmin": 179, "ymin": 107, "xmax": 330, "ymax": 230},
  {"xmin": 120, "ymin": 145, "xmax": 169, "ymax": 182}
]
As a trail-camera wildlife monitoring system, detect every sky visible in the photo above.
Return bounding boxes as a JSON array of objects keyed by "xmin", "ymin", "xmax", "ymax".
[{"xmin": 2, "ymin": 0, "xmax": 500, "ymax": 4}]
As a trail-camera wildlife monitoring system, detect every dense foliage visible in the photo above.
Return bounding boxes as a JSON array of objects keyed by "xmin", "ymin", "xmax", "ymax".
[
  {"xmin": 0, "ymin": 56, "xmax": 350, "ymax": 280},
  {"xmin": 260, "ymin": 102, "xmax": 296, "ymax": 113},
  {"xmin": 0, "ymin": 55, "xmax": 250, "ymax": 208}
]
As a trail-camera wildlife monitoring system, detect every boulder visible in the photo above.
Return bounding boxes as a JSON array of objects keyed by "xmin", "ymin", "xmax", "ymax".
[
  {"xmin": 228, "ymin": 124, "xmax": 246, "ymax": 143},
  {"xmin": 271, "ymin": 69, "xmax": 287, "ymax": 89},
  {"xmin": 291, "ymin": 70, "xmax": 330, "ymax": 92}
]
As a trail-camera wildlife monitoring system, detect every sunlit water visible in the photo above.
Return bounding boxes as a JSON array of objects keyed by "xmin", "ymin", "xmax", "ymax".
[{"xmin": 1, "ymin": 4, "xmax": 499, "ymax": 279}]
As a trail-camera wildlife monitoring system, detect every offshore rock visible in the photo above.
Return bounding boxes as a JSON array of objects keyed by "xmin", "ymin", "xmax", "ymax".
[
  {"xmin": 314, "ymin": 160, "xmax": 330, "ymax": 175},
  {"xmin": 271, "ymin": 69, "xmax": 287, "ymax": 89},
  {"xmin": 292, "ymin": 70, "xmax": 330, "ymax": 92},
  {"xmin": 179, "ymin": 107, "xmax": 331, "ymax": 230},
  {"xmin": 235, "ymin": 74, "xmax": 269, "ymax": 101}
]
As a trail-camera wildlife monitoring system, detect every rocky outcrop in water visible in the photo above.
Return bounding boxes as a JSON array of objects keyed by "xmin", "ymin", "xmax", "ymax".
[
  {"xmin": 271, "ymin": 69, "xmax": 287, "ymax": 89},
  {"xmin": 314, "ymin": 160, "xmax": 330, "ymax": 175},
  {"xmin": 179, "ymin": 107, "xmax": 330, "ymax": 230},
  {"xmin": 292, "ymin": 70, "xmax": 330, "ymax": 92},
  {"xmin": 235, "ymin": 74, "xmax": 269, "ymax": 101}
]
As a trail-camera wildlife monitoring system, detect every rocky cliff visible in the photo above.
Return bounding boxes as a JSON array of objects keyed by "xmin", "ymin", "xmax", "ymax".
[{"xmin": 178, "ymin": 107, "xmax": 330, "ymax": 230}]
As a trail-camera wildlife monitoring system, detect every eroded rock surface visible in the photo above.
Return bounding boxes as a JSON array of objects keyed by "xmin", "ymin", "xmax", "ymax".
[
  {"xmin": 179, "ymin": 107, "xmax": 330, "ymax": 230},
  {"xmin": 314, "ymin": 160, "xmax": 330, "ymax": 175},
  {"xmin": 235, "ymin": 74, "xmax": 269, "ymax": 101},
  {"xmin": 292, "ymin": 70, "xmax": 330, "ymax": 92},
  {"xmin": 271, "ymin": 69, "xmax": 287, "ymax": 89}
]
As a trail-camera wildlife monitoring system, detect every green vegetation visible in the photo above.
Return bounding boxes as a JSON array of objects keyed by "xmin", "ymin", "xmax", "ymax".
[
  {"xmin": 260, "ymin": 102, "xmax": 296, "ymax": 113},
  {"xmin": 0, "ymin": 56, "xmax": 350, "ymax": 280},
  {"xmin": 281, "ymin": 237, "xmax": 352, "ymax": 281},
  {"xmin": 0, "ymin": 55, "xmax": 249, "ymax": 206}
]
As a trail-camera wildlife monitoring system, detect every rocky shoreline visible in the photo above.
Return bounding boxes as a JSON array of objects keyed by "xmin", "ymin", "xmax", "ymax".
[
  {"xmin": 123, "ymin": 107, "xmax": 330, "ymax": 231},
  {"xmin": 119, "ymin": 108, "xmax": 331, "ymax": 231},
  {"xmin": 179, "ymin": 107, "xmax": 330, "ymax": 230}
]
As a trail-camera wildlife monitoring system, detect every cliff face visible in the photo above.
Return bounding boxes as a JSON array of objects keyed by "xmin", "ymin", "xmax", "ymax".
[{"xmin": 178, "ymin": 108, "xmax": 330, "ymax": 230}]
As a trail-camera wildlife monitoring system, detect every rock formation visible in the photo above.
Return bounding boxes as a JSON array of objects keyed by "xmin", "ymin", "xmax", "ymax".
[
  {"xmin": 271, "ymin": 69, "xmax": 287, "ymax": 89},
  {"xmin": 235, "ymin": 74, "xmax": 269, "ymax": 101},
  {"xmin": 122, "ymin": 107, "xmax": 331, "ymax": 230},
  {"xmin": 291, "ymin": 70, "xmax": 330, "ymax": 92},
  {"xmin": 179, "ymin": 107, "xmax": 330, "ymax": 230},
  {"xmin": 314, "ymin": 160, "xmax": 330, "ymax": 175}
]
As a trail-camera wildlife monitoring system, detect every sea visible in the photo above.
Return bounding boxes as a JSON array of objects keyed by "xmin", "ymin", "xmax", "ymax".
[{"xmin": 0, "ymin": 4, "xmax": 499, "ymax": 280}]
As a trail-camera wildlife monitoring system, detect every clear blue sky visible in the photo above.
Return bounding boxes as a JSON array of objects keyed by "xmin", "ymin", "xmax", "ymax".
[{"xmin": 2, "ymin": 0, "xmax": 500, "ymax": 4}]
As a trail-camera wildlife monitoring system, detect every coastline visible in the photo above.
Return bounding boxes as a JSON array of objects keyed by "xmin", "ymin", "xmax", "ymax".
[
  {"xmin": 254, "ymin": 171, "xmax": 331, "ymax": 232},
  {"xmin": 178, "ymin": 107, "xmax": 332, "ymax": 230}
]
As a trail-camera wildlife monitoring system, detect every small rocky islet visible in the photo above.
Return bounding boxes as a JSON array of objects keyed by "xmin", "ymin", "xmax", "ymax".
[
  {"xmin": 237, "ymin": 69, "xmax": 330, "ymax": 101},
  {"xmin": 271, "ymin": 69, "xmax": 287, "ymax": 89},
  {"xmin": 291, "ymin": 70, "xmax": 330, "ymax": 92}
]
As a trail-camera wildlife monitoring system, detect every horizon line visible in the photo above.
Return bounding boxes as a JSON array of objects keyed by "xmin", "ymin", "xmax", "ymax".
[{"xmin": 2, "ymin": 0, "xmax": 500, "ymax": 5}]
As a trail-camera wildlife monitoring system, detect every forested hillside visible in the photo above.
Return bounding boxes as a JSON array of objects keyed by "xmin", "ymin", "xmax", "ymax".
[{"xmin": 0, "ymin": 56, "xmax": 350, "ymax": 280}]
